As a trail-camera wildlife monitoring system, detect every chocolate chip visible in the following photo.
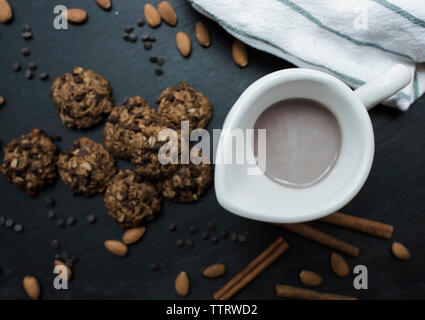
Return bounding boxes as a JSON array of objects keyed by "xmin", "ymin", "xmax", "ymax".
[
  {"xmin": 86, "ymin": 214, "xmax": 96, "ymax": 223},
  {"xmin": 51, "ymin": 239, "xmax": 61, "ymax": 249},
  {"xmin": 148, "ymin": 35, "xmax": 156, "ymax": 42},
  {"xmin": 176, "ymin": 239, "xmax": 184, "ymax": 248},
  {"xmin": 28, "ymin": 61, "xmax": 37, "ymax": 71},
  {"xmin": 189, "ymin": 225, "xmax": 198, "ymax": 235},
  {"xmin": 230, "ymin": 233, "xmax": 238, "ymax": 242},
  {"xmin": 47, "ymin": 210, "xmax": 56, "ymax": 220},
  {"xmin": 221, "ymin": 230, "xmax": 228, "ymax": 239},
  {"xmin": 66, "ymin": 217, "xmax": 76, "ymax": 226},
  {"xmin": 39, "ymin": 72, "xmax": 49, "ymax": 81},
  {"xmin": 207, "ymin": 221, "xmax": 216, "ymax": 232},
  {"xmin": 25, "ymin": 70, "xmax": 33, "ymax": 79},
  {"xmin": 211, "ymin": 236, "xmax": 219, "ymax": 244},
  {"xmin": 22, "ymin": 32, "xmax": 32, "ymax": 40},
  {"xmin": 0, "ymin": 216, "xmax": 4, "ymax": 225},
  {"xmin": 150, "ymin": 263, "xmax": 160, "ymax": 271},
  {"xmin": 186, "ymin": 239, "xmax": 194, "ymax": 248},
  {"xmin": 14, "ymin": 224, "xmax": 23, "ymax": 233},
  {"xmin": 57, "ymin": 219, "xmax": 65, "ymax": 228},
  {"xmin": 124, "ymin": 26, "xmax": 134, "ymax": 33},
  {"xmin": 21, "ymin": 47, "xmax": 30, "ymax": 56},
  {"xmin": 60, "ymin": 252, "xmax": 69, "ymax": 261},
  {"xmin": 67, "ymin": 256, "xmax": 80, "ymax": 267},
  {"xmin": 5, "ymin": 218, "xmax": 14, "ymax": 228},
  {"xmin": 157, "ymin": 56, "xmax": 164, "ymax": 65},
  {"xmin": 154, "ymin": 67, "xmax": 163, "ymax": 75},
  {"xmin": 238, "ymin": 234, "xmax": 247, "ymax": 243},
  {"xmin": 129, "ymin": 33, "xmax": 137, "ymax": 43},
  {"xmin": 123, "ymin": 33, "xmax": 130, "ymax": 41},
  {"xmin": 141, "ymin": 35, "xmax": 150, "ymax": 42},
  {"xmin": 149, "ymin": 56, "xmax": 157, "ymax": 63},
  {"xmin": 44, "ymin": 196, "xmax": 55, "ymax": 207},
  {"xmin": 144, "ymin": 43, "xmax": 152, "ymax": 50},
  {"xmin": 12, "ymin": 61, "xmax": 21, "ymax": 71},
  {"xmin": 137, "ymin": 19, "xmax": 145, "ymax": 27},
  {"xmin": 22, "ymin": 24, "xmax": 31, "ymax": 32},
  {"xmin": 168, "ymin": 223, "xmax": 176, "ymax": 232}
]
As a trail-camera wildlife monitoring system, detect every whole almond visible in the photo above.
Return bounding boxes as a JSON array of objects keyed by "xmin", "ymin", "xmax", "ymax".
[
  {"xmin": 175, "ymin": 271, "xmax": 190, "ymax": 296},
  {"xmin": 202, "ymin": 264, "xmax": 226, "ymax": 278},
  {"xmin": 96, "ymin": 0, "xmax": 111, "ymax": 10},
  {"xmin": 330, "ymin": 252, "xmax": 350, "ymax": 277},
  {"xmin": 157, "ymin": 1, "xmax": 177, "ymax": 26},
  {"xmin": 299, "ymin": 270, "xmax": 323, "ymax": 287},
  {"xmin": 23, "ymin": 276, "xmax": 40, "ymax": 300},
  {"xmin": 54, "ymin": 260, "xmax": 72, "ymax": 281},
  {"xmin": 176, "ymin": 31, "xmax": 191, "ymax": 57},
  {"xmin": 195, "ymin": 21, "xmax": 210, "ymax": 47},
  {"xmin": 144, "ymin": 4, "xmax": 161, "ymax": 28},
  {"xmin": 0, "ymin": 96, "xmax": 4, "ymax": 107},
  {"xmin": 0, "ymin": 0, "xmax": 13, "ymax": 23},
  {"xmin": 122, "ymin": 226, "xmax": 146, "ymax": 245},
  {"xmin": 62, "ymin": 8, "xmax": 88, "ymax": 24},
  {"xmin": 391, "ymin": 242, "xmax": 411, "ymax": 260},
  {"xmin": 232, "ymin": 40, "xmax": 248, "ymax": 67},
  {"xmin": 104, "ymin": 240, "xmax": 128, "ymax": 256}
]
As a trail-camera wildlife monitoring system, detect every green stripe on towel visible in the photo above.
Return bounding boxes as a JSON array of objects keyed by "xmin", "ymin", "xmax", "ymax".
[
  {"xmin": 372, "ymin": 0, "xmax": 425, "ymax": 28},
  {"xmin": 276, "ymin": 0, "xmax": 414, "ymax": 61}
]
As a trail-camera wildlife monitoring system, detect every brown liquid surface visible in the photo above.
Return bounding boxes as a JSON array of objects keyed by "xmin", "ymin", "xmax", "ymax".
[{"xmin": 254, "ymin": 99, "xmax": 341, "ymax": 188}]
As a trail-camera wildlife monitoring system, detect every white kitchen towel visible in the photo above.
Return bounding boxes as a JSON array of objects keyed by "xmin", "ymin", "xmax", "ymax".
[{"xmin": 188, "ymin": 0, "xmax": 425, "ymax": 110}]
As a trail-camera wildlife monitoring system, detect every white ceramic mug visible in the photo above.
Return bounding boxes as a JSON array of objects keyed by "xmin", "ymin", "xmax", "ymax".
[{"xmin": 215, "ymin": 65, "xmax": 411, "ymax": 223}]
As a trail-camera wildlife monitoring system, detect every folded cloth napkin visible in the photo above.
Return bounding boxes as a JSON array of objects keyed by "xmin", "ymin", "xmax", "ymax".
[{"xmin": 189, "ymin": 0, "xmax": 425, "ymax": 110}]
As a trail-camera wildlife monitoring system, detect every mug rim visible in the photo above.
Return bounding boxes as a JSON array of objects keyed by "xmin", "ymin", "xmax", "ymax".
[{"xmin": 215, "ymin": 68, "xmax": 375, "ymax": 223}]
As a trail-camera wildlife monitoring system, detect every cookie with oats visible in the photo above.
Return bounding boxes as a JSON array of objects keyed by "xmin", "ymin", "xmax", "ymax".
[
  {"xmin": 0, "ymin": 128, "xmax": 58, "ymax": 196},
  {"xmin": 103, "ymin": 96, "xmax": 161, "ymax": 159},
  {"xmin": 105, "ymin": 169, "xmax": 162, "ymax": 228},
  {"xmin": 130, "ymin": 124, "xmax": 182, "ymax": 179},
  {"xmin": 156, "ymin": 148, "xmax": 212, "ymax": 203},
  {"xmin": 57, "ymin": 137, "xmax": 117, "ymax": 196},
  {"xmin": 50, "ymin": 66, "xmax": 114, "ymax": 129},
  {"xmin": 157, "ymin": 82, "xmax": 213, "ymax": 132}
]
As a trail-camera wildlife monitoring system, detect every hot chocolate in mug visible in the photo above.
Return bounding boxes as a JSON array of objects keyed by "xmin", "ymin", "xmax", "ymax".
[{"xmin": 215, "ymin": 65, "xmax": 411, "ymax": 223}]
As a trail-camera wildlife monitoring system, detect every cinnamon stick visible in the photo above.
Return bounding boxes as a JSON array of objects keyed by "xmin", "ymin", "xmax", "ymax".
[
  {"xmin": 319, "ymin": 212, "xmax": 394, "ymax": 239},
  {"xmin": 276, "ymin": 284, "xmax": 357, "ymax": 300},
  {"xmin": 277, "ymin": 223, "xmax": 359, "ymax": 257},
  {"xmin": 214, "ymin": 237, "xmax": 290, "ymax": 300}
]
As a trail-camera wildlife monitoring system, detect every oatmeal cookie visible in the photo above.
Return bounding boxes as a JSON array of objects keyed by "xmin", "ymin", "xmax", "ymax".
[
  {"xmin": 156, "ymin": 149, "xmax": 212, "ymax": 203},
  {"xmin": 130, "ymin": 124, "xmax": 182, "ymax": 179},
  {"xmin": 0, "ymin": 128, "xmax": 58, "ymax": 196},
  {"xmin": 57, "ymin": 137, "xmax": 117, "ymax": 196},
  {"xmin": 157, "ymin": 82, "xmax": 213, "ymax": 131},
  {"xmin": 103, "ymin": 96, "xmax": 161, "ymax": 159},
  {"xmin": 50, "ymin": 66, "xmax": 114, "ymax": 129},
  {"xmin": 105, "ymin": 170, "xmax": 162, "ymax": 228}
]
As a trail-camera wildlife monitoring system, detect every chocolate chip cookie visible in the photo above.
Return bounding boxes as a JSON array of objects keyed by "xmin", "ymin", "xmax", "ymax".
[
  {"xmin": 50, "ymin": 67, "xmax": 114, "ymax": 129},
  {"xmin": 105, "ymin": 169, "xmax": 162, "ymax": 228},
  {"xmin": 0, "ymin": 129, "xmax": 58, "ymax": 196},
  {"xmin": 156, "ymin": 149, "xmax": 212, "ymax": 203},
  {"xmin": 57, "ymin": 137, "xmax": 117, "ymax": 196},
  {"xmin": 157, "ymin": 82, "xmax": 213, "ymax": 131},
  {"xmin": 103, "ymin": 96, "xmax": 161, "ymax": 159}
]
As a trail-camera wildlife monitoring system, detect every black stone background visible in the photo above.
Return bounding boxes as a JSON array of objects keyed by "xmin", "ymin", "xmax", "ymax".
[{"xmin": 0, "ymin": 0, "xmax": 424, "ymax": 300}]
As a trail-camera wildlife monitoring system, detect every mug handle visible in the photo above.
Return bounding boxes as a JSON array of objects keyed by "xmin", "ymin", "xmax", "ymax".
[{"xmin": 354, "ymin": 64, "xmax": 411, "ymax": 110}]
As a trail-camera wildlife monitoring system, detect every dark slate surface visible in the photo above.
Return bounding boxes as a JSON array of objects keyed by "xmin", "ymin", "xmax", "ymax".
[{"xmin": 0, "ymin": 0, "xmax": 424, "ymax": 300}]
